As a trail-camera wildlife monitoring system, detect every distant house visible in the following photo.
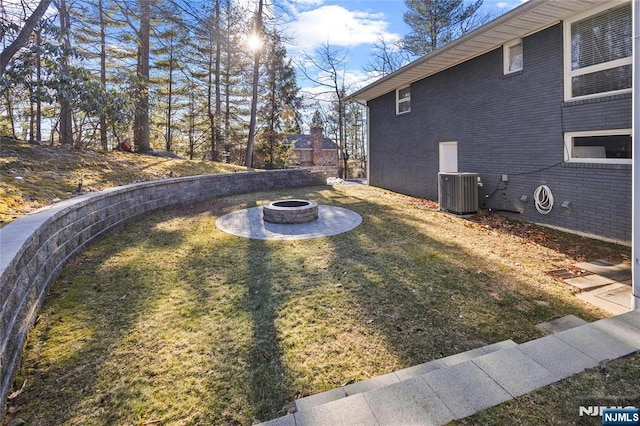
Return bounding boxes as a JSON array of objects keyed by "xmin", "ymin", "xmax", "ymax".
[
  {"xmin": 284, "ymin": 111, "xmax": 339, "ymax": 167},
  {"xmin": 347, "ymin": 0, "xmax": 632, "ymax": 244}
]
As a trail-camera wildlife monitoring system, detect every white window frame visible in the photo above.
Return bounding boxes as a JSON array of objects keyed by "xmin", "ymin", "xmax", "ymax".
[
  {"xmin": 563, "ymin": 0, "xmax": 632, "ymax": 101},
  {"xmin": 563, "ymin": 129, "xmax": 632, "ymax": 164},
  {"xmin": 503, "ymin": 38, "xmax": 523, "ymax": 74},
  {"xmin": 396, "ymin": 86, "xmax": 411, "ymax": 115}
]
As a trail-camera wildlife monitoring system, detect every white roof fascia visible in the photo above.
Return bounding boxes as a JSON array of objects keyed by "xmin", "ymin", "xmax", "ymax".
[{"xmin": 346, "ymin": 0, "xmax": 606, "ymax": 105}]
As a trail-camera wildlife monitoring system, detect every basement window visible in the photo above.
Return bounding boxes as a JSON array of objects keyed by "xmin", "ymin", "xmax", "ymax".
[
  {"xmin": 564, "ymin": 129, "xmax": 631, "ymax": 163},
  {"xmin": 396, "ymin": 86, "xmax": 411, "ymax": 115}
]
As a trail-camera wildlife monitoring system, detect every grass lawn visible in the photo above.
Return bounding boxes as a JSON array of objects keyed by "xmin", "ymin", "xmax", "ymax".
[{"xmin": 6, "ymin": 184, "xmax": 633, "ymax": 425}]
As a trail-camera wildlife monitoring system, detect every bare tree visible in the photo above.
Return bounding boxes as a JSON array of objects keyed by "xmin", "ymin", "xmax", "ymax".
[
  {"xmin": 364, "ymin": 37, "xmax": 412, "ymax": 77},
  {"xmin": 299, "ymin": 43, "xmax": 350, "ymax": 178}
]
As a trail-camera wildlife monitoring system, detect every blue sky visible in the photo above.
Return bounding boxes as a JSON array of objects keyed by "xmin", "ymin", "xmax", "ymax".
[{"xmin": 275, "ymin": 0, "xmax": 526, "ymax": 103}]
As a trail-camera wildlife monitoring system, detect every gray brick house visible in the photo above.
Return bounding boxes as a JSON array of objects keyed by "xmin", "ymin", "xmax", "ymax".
[{"xmin": 347, "ymin": 0, "xmax": 632, "ymax": 244}]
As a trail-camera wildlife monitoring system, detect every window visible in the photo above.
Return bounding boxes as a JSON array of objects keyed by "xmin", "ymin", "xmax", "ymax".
[
  {"xmin": 564, "ymin": 2, "xmax": 632, "ymax": 100},
  {"xmin": 396, "ymin": 86, "xmax": 410, "ymax": 115},
  {"xmin": 503, "ymin": 39, "xmax": 523, "ymax": 74},
  {"xmin": 564, "ymin": 129, "xmax": 631, "ymax": 163}
]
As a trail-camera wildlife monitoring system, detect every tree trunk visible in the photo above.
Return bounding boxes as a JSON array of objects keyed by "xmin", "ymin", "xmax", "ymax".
[
  {"xmin": 207, "ymin": 31, "xmax": 215, "ymax": 159},
  {"xmin": 188, "ymin": 91, "xmax": 195, "ymax": 160},
  {"xmin": 57, "ymin": 0, "xmax": 73, "ymax": 148},
  {"xmin": 245, "ymin": 0, "xmax": 263, "ymax": 168},
  {"xmin": 213, "ymin": 0, "xmax": 222, "ymax": 162},
  {"xmin": 134, "ymin": 0, "xmax": 151, "ymax": 153},
  {"xmin": 36, "ymin": 27, "xmax": 42, "ymax": 143},
  {"xmin": 223, "ymin": 1, "xmax": 232, "ymax": 159},
  {"xmin": 165, "ymin": 46, "xmax": 173, "ymax": 152},
  {"xmin": 99, "ymin": 0, "xmax": 108, "ymax": 150}
]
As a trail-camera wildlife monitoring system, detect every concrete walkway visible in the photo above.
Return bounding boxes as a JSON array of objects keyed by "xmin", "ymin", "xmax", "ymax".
[
  {"xmin": 569, "ymin": 260, "xmax": 633, "ymax": 315},
  {"xmin": 259, "ymin": 310, "xmax": 640, "ymax": 425}
]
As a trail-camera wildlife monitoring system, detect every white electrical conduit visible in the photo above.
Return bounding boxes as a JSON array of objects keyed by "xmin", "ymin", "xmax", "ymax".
[{"xmin": 533, "ymin": 185, "xmax": 554, "ymax": 215}]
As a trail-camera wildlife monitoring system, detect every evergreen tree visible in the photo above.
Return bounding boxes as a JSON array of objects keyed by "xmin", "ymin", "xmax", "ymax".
[
  {"xmin": 152, "ymin": 4, "xmax": 190, "ymax": 153},
  {"xmin": 402, "ymin": 0, "xmax": 483, "ymax": 56},
  {"xmin": 255, "ymin": 31, "xmax": 301, "ymax": 169}
]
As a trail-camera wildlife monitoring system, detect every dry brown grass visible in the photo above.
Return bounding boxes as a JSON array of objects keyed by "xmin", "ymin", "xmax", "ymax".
[
  {"xmin": 0, "ymin": 138, "xmax": 244, "ymax": 225},
  {"xmin": 5, "ymin": 183, "xmax": 632, "ymax": 425},
  {"xmin": 2, "ymin": 138, "xmax": 636, "ymax": 425}
]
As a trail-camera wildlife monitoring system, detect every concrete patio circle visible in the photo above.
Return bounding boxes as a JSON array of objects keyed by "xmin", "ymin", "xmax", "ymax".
[{"xmin": 216, "ymin": 204, "xmax": 362, "ymax": 240}]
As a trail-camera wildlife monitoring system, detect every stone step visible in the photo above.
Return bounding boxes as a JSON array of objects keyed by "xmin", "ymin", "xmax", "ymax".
[
  {"xmin": 535, "ymin": 314, "xmax": 589, "ymax": 335},
  {"xmin": 573, "ymin": 260, "xmax": 632, "ymax": 282},
  {"xmin": 258, "ymin": 310, "xmax": 640, "ymax": 426},
  {"xmin": 293, "ymin": 339, "xmax": 517, "ymax": 413}
]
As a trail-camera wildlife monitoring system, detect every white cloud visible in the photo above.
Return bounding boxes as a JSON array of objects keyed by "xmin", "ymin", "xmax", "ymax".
[
  {"xmin": 286, "ymin": 5, "xmax": 399, "ymax": 52},
  {"xmin": 493, "ymin": 0, "xmax": 528, "ymax": 10}
]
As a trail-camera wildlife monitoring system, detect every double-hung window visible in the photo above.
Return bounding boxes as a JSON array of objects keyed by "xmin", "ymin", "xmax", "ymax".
[
  {"xmin": 503, "ymin": 39, "xmax": 523, "ymax": 74},
  {"xmin": 564, "ymin": 2, "xmax": 632, "ymax": 101},
  {"xmin": 396, "ymin": 86, "xmax": 411, "ymax": 115}
]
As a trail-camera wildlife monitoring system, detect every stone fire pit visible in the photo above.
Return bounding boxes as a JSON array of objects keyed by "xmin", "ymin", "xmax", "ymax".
[{"xmin": 263, "ymin": 199, "xmax": 319, "ymax": 224}]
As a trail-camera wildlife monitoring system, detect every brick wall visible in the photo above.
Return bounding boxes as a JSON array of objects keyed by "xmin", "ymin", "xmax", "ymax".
[
  {"xmin": 0, "ymin": 169, "xmax": 327, "ymax": 416},
  {"xmin": 367, "ymin": 23, "xmax": 632, "ymax": 243}
]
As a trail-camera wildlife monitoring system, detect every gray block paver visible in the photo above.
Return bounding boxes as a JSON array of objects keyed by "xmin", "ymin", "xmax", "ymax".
[
  {"xmin": 471, "ymin": 347, "xmax": 560, "ymax": 397},
  {"xmin": 563, "ymin": 274, "xmax": 614, "ymax": 290},
  {"xmin": 574, "ymin": 260, "xmax": 632, "ymax": 282},
  {"xmin": 422, "ymin": 360, "xmax": 512, "ymax": 419},
  {"xmin": 481, "ymin": 339, "xmax": 518, "ymax": 354},
  {"xmin": 294, "ymin": 393, "xmax": 378, "ymax": 426},
  {"xmin": 577, "ymin": 285, "xmax": 631, "ymax": 316},
  {"xmin": 610, "ymin": 309, "xmax": 640, "ymax": 331},
  {"xmin": 343, "ymin": 372, "xmax": 400, "ymax": 396},
  {"xmin": 518, "ymin": 335, "xmax": 599, "ymax": 377},
  {"xmin": 216, "ymin": 205, "xmax": 362, "ymax": 240},
  {"xmin": 441, "ymin": 346, "xmax": 487, "ymax": 366},
  {"xmin": 535, "ymin": 314, "xmax": 589, "ymax": 335},
  {"xmin": 363, "ymin": 376, "xmax": 454, "ymax": 425},
  {"xmin": 257, "ymin": 414, "xmax": 296, "ymax": 426},
  {"xmin": 395, "ymin": 359, "xmax": 447, "ymax": 381},
  {"xmin": 554, "ymin": 323, "xmax": 636, "ymax": 362},
  {"xmin": 295, "ymin": 387, "xmax": 347, "ymax": 412},
  {"xmin": 591, "ymin": 315, "xmax": 640, "ymax": 350}
]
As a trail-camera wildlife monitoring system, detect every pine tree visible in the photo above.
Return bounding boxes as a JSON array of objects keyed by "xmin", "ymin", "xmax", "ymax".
[
  {"xmin": 402, "ymin": 0, "xmax": 483, "ymax": 56},
  {"xmin": 256, "ymin": 31, "xmax": 301, "ymax": 169},
  {"xmin": 152, "ymin": 4, "xmax": 191, "ymax": 153}
]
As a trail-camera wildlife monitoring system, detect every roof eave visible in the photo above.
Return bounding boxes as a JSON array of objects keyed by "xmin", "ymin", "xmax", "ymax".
[{"xmin": 345, "ymin": 0, "xmax": 605, "ymax": 104}]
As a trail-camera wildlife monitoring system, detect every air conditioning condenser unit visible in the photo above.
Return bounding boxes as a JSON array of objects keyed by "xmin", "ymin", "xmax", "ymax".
[{"xmin": 438, "ymin": 172, "xmax": 480, "ymax": 215}]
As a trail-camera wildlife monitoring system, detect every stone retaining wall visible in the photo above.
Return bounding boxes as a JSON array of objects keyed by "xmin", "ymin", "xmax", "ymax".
[{"xmin": 0, "ymin": 169, "xmax": 327, "ymax": 414}]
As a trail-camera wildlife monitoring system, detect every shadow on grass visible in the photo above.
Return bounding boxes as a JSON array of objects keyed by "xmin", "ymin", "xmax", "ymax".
[
  {"xmin": 242, "ymin": 238, "xmax": 294, "ymax": 420},
  {"xmin": 10, "ymin": 225, "xmax": 188, "ymax": 425},
  {"xmin": 321, "ymin": 193, "xmax": 604, "ymax": 368},
  {"xmin": 8, "ymin": 185, "xmax": 616, "ymax": 424}
]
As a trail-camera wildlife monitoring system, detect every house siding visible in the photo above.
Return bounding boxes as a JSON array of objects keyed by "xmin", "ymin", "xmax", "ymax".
[{"xmin": 368, "ymin": 23, "xmax": 632, "ymax": 243}]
